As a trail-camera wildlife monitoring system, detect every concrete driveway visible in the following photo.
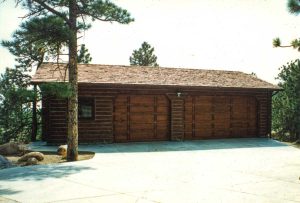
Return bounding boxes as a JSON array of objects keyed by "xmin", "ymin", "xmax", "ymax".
[{"xmin": 0, "ymin": 138, "xmax": 300, "ymax": 203}]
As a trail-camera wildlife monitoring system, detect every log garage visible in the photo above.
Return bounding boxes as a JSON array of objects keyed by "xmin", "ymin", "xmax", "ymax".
[{"xmin": 32, "ymin": 63, "xmax": 280, "ymax": 144}]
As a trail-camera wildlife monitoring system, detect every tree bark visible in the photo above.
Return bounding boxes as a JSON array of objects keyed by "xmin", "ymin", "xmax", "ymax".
[
  {"xmin": 67, "ymin": 0, "xmax": 78, "ymax": 161},
  {"xmin": 31, "ymin": 84, "xmax": 37, "ymax": 142}
]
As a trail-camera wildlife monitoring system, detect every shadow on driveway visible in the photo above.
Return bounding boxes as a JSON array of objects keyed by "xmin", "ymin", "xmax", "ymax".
[{"xmin": 0, "ymin": 164, "xmax": 96, "ymax": 196}]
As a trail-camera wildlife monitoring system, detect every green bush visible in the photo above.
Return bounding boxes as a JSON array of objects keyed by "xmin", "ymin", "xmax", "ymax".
[{"xmin": 272, "ymin": 59, "xmax": 300, "ymax": 141}]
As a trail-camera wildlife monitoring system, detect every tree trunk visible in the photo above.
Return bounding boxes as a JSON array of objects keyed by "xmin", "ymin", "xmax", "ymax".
[
  {"xmin": 67, "ymin": 0, "xmax": 78, "ymax": 161},
  {"xmin": 31, "ymin": 84, "xmax": 37, "ymax": 142}
]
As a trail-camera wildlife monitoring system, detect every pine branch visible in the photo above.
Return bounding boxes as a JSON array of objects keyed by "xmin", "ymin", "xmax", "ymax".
[
  {"xmin": 277, "ymin": 45, "xmax": 293, "ymax": 48},
  {"xmin": 77, "ymin": 9, "xmax": 113, "ymax": 22},
  {"xmin": 31, "ymin": 0, "xmax": 70, "ymax": 24},
  {"xmin": 20, "ymin": 7, "xmax": 45, "ymax": 19}
]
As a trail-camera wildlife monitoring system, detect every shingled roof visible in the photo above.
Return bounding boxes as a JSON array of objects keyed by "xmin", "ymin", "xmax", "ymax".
[{"xmin": 31, "ymin": 63, "xmax": 279, "ymax": 90}]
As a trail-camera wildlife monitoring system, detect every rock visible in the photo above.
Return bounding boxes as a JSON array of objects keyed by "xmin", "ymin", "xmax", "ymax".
[
  {"xmin": 18, "ymin": 152, "xmax": 44, "ymax": 162},
  {"xmin": 57, "ymin": 145, "xmax": 67, "ymax": 158},
  {"xmin": 0, "ymin": 155, "xmax": 12, "ymax": 169},
  {"xmin": 0, "ymin": 142, "xmax": 26, "ymax": 156},
  {"xmin": 25, "ymin": 157, "xmax": 38, "ymax": 165}
]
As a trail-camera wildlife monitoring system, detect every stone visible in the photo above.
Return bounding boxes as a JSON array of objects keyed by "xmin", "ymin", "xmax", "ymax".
[
  {"xmin": 57, "ymin": 145, "xmax": 67, "ymax": 158},
  {"xmin": 0, "ymin": 155, "xmax": 12, "ymax": 169},
  {"xmin": 18, "ymin": 152, "xmax": 44, "ymax": 162},
  {"xmin": 26, "ymin": 157, "xmax": 38, "ymax": 165},
  {"xmin": 0, "ymin": 142, "xmax": 26, "ymax": 156}
]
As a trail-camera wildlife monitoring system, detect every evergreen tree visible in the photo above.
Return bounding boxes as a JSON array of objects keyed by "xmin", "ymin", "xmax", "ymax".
[
  {"xmin": 77, "ymin": 44, "xmax": 92, "ymax": 64},
  {"xmin": 1, "ymin": 15, "xmax": 93, "ymax": 142},
  {"xmin": 130, "ymin": 42, "xmax": 159, "ymax": 67},
  {"xmin": 2, "ymin": 16, "xmax": 71, "ymax": 142},
  {"xmin": 0, "ymin": 68, "xmax": 34, "ymax": 144},
  {"xmin": 8, "ymin": 0, "xmax": 134, "ymax": 161},
  {"xmin": 2, "ymin": 15, "xmax": 70, "ymax": 71},
  {"xmin": 272, "ymin": 0, "xmax": 300, "ymax": 142},
  {"xmin": 272, "ymin": 59, "xmax": 300, "ymax": 141}
]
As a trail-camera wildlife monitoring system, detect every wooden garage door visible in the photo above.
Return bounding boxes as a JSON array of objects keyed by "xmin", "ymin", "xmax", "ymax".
[
  {"xmin": 184, "ymin": 95, "xmax": 257, "ymax": 139},
  {"xmin": 114, "ymin": 95, "xmax": 169, "ymax": 142}
]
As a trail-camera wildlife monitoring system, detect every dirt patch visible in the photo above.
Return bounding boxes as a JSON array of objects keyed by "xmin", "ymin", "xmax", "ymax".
[{"xmin": 6, "ymin": 151, "xmax": 95, "ymax": 167}]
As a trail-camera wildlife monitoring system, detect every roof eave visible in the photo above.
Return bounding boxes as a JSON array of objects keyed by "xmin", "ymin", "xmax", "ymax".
[{"xmin": 31, "ymin": 80, "xmax": 281, "ymax": 91}]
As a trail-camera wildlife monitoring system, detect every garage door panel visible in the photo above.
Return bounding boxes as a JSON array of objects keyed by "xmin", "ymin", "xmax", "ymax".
[
  {"xmin": 214, "ymin": 114, "xmax": 230, "ymax": 120},
  {"xmin": 185, "ymin": 124, "xmax": 192, "ymax": 131},
  {"xmin": 130, "ymin": 131, "xmax": 154, "ymax": 139},
  {"xmin": 114, "ymin": 114, "xmax": 127, "ymax": 123},
  {"xmin": 185, "ymin": 114, "xmax": 193, "ymax": 122},
  {"xmin": 214, "ymin": 106, "xmax": 230, "ymax": 112},
  {"xmin": 129, "ymin": 128, "xmax": 153, "ymax": 134},
  {"xmin": 249, "ymin": 112, "xmax": 256, "ymax": 118},
  {"xmin": 157, "ymin": 101, "xmax": 168, "ymax": 106},
  {"xmin": 231, "ymin": 122, "xmax": 248, "ymax": 128},
  {"xmin": 195, "ymin": 114, "xmax": 212, "ymax": 120},
  {"xmin": 233, "ymin": 105, "xmax": 247, "ymax": 111},
  {"xmin": 194, "ymin": 124, "xmax": 212, "ymax": 130},
  {"xmin": 157, "ymin": 127, "xmax": 168, "ymax": 132},
  {"xmin": 130, "ymin": 123, "xmax": 153, "ymax": 130},
  {"xmin": 114, "ymin": 122, "xmax": 127, "ymax": 129},
  {"xmin": 114, "ymin": 105, "xmax": 127, "ymax": 111},
  {"xmin": 248, "ymin": 129, "xmax": 257, "ymax": 136},
  {"xmin": 114, "ymin": 94, "xmax": 169, "ymax": 142},
  {"xmin": 185, "ymin": 95, "xmax": 257, "ymax": 140},
  {"xmin": 232, "ymin": 129, "xmax": 248, "ymax": 136},
  {"xmin": 215, "ymin": 130, "xmax": 230, "ymax": 137},
  {"xmin": 130, "ymin": 130, "xmax": 167, "ymax": 138},
  {"xmin": 157, "ymin": 106, "xmax": 168, "ymax": 113},
  {"xmin": 195, "ymin": 108, "xmax": 212, "ymax": 114},
  {"xmin": 195, "ymin": 130, "xmax": 213, "ymax": 138},
  {"xmin": 195, "ymin": 96, "xmax": 213, "ymax": 103},
  {"xmin": 214, "ymin": 122, "xmax": 230, "ymax": 127},
  {"xmin": 130, "ymin": 105, "xmax": 154, "ymax": 112},
  {"xmin": 185, "ymin": 132, "xmax": 193, "ymax": 139},
  {"xmin": 249, "ymin": 121, "xmax": 256, "ymax": 128},
  {"xmin": 130, "ymin": 114, "xmax": 154, "ymax": 123},
  {"xmin": 130, "ymin": 96, "xmax": 154, "ymax": 104}
]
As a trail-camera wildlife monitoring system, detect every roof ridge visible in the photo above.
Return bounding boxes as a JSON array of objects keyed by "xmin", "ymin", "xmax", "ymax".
[{"xmin": 43, "ymin": 62, "xmax": 245, "ymax": 73}]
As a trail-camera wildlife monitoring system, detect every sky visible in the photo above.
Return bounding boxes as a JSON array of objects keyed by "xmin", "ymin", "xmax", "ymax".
[{"xmin": 1, "ymin": 0, "xmax": 300, "ymax": 84}]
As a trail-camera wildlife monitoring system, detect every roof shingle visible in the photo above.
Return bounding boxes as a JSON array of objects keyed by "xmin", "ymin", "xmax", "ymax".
[{"xmin": 31, "ymin": 63, "xmax": 279, "ymax": 90}]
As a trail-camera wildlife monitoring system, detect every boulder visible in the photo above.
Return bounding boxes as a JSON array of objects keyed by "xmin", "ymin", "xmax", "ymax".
[
  {"xmin": 0, "ymin": 142, "xmax": 26, "ymax": 156},
  {"xmin": 18, "ymin": 152, "xmax": 44, "ymax": 162},
  {"xmin": 25, "ymin": 157, "xmax": 38, "ymax": 165},
  {"xmin": 0, "ymin": 155, "xmax": 12, "ymax": 169},
  {"xmin": 57, "ymin": 145, "xmax": 67, "ymax": 158}
]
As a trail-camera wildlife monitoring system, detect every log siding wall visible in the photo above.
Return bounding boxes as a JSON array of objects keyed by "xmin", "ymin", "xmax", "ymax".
[{"xmin": 41, "ymin": 84, "xmax": 273, "ymax": 143}]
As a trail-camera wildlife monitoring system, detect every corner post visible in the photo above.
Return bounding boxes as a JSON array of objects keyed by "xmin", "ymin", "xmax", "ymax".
[{"xmin": 167, "ymin": 93, "xmax": 186, "ymax": 141}]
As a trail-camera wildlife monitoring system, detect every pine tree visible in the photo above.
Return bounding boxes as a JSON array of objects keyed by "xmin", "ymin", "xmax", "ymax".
[
  {"xmin": 130, "ymin": 42, "xmax": 159, "ymax": 67},
  {"xmin": 6, "ymin": 0, "xmax": 134, "ymax": 161},
  {"xmin": 77, "ymin": 45, "xmax": 92, "ymax": 64},
  {"xmin": 2, "ymin": 15, "xmax": 70, "ymax": 71},
  {"xmin": 2, "ymin": 15, "xmax": 93, "ymax": 142},
  {"xmin": 273, "ymin": 0, "xmax": 300, "ymax": 50}
]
